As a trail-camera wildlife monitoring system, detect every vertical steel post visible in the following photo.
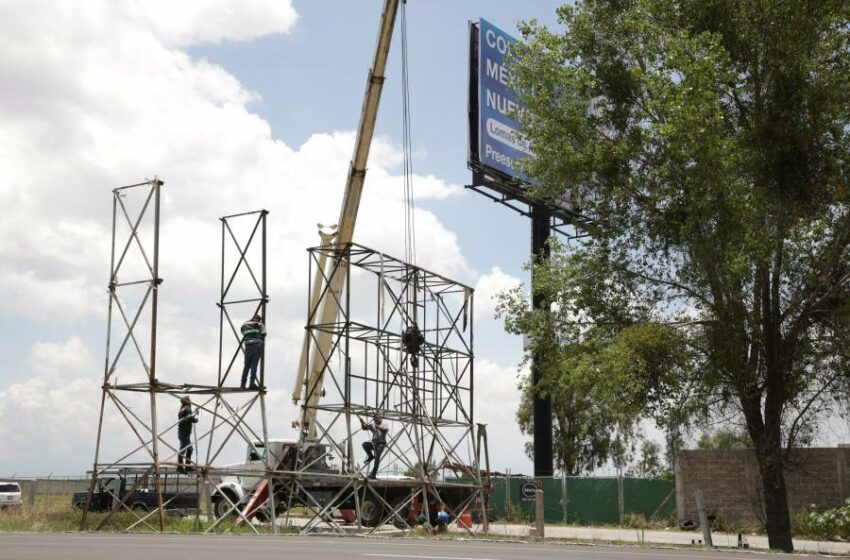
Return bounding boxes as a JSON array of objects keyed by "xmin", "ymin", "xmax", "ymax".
[
  {"xmin": 148, "ymin": 179, "xmax": 165, "ymax": 531},
  {"xmin": 260, "ymin": 210, "xmax": 268, "ymax": 388},
  {"xmin": 531, "ymin": 204, "xmax": 553, "ymax": 478},
  {"xmin": 217, "ymin": 217, "xmax": 225, "ymax": 386}
]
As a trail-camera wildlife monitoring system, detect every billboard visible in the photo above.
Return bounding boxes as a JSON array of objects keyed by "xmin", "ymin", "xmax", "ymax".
[
  {"xmin": 468, "ymin": 18, "xmax": 580, "ymax": 221},
  {"xmin": 471, "ymin": 18, "xmax": 533, "ymax": 183}
]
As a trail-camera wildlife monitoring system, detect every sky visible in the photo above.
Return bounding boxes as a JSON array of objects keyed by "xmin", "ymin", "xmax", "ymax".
[{"xmin": 0, "ymin": 0, "xmax": 571, "ymax": 477}]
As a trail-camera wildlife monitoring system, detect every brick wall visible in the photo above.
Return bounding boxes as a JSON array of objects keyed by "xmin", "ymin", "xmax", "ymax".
[{"xmin": 675, "ymin": 447, "xmax": 850, "ymax": 524}]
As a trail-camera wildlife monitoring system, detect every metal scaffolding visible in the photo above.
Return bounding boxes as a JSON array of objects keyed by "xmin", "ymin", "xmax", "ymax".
[
  {"xmin": 81, "ymin": 180, "xmax": 488, "ymax": 534},
  {"xmin": 81, "ymin": 179, "xmax": 276, "ymax": 532},
  {"xmin": 274, "ymin": 242, "xmax": 489, "ymax": 534}
]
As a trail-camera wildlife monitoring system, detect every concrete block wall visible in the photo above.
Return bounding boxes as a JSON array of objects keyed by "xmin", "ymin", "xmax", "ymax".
[{"xmin": 675, "ymin": 448, "xmax": 850, "ymax": 524}]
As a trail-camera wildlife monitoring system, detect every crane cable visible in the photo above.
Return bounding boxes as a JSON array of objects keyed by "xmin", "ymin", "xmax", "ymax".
[{"xmin": 400, "ymin": 0, "xmax": 417, "ymax": 267}]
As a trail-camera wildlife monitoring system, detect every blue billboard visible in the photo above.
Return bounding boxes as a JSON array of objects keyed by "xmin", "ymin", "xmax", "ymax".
[{"xmin": 477, "ymin": 18, "xmax": 534, "ymax": 181}]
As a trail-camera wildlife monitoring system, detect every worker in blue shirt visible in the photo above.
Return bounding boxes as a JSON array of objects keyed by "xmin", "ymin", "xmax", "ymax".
[{"xmin": 241, "ymin": 314, "xmax": 266, "ymax": 389}]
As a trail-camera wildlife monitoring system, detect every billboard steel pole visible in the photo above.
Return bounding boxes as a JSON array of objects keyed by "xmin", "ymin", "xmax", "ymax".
[{"xmin": 531, "ymin": 204, "xmax": 553, "ymax": 478}]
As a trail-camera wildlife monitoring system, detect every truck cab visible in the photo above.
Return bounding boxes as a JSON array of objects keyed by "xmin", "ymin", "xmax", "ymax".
[{"xmin": 211, "ymin": 439, "xmax": 333, "ymax": 518}]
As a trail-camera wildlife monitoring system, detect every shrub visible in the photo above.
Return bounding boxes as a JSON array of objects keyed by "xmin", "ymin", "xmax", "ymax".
[{"xmin": 795, "ymin": 499, "xmax": 850, "ymax": 541}]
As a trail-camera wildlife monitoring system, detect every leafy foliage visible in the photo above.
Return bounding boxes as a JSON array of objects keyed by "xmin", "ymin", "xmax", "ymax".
[
  {"xmin": 795, "ymin": 499, "xmax": 850, "ymax": 541},
  {"xmin": 696, "ymin": 427, "xmax": 752, "ymax": 450},
  {"xmin": 498, "ymin": 243, "xmax": 687, "ymax": 475},
  {"xmin": 628, "ymin": 440, "xmax": 669, "ymax": 478},
  {"xmin": 503, "ymin": 0, "xmax": 850, "ymax": 551}
]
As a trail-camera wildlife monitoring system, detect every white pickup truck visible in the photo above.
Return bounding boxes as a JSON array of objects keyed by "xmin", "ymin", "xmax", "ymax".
[{"xmin": 0, "ymin": 482, "xmax": 22, "ymax": 508}]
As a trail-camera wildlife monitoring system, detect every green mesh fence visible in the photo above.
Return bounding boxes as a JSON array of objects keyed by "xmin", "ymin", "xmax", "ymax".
[{"xmin": 488, "ymin": 476, "xmax": 675, "ymax": 524}]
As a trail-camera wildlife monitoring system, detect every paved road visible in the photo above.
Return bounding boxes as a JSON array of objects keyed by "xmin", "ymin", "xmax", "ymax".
[{"xmin": 0, "ymin": 534, "xmax": 835, "ymax": 560}]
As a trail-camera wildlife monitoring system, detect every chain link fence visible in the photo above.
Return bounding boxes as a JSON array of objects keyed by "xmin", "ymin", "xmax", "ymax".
[
  {"xmin": 1, "ymin": 476, "xmax": 90, "ymax": 509},
  {"xmin": 488, "ymin": 475, "xmax": 676, "ymax": 524}
]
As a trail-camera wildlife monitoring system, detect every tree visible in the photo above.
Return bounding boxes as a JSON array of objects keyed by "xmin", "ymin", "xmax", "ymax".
[
  {"xmin": 498, "ymin": 249, "xmax": 683, "ymax": 476},
  {"xmin": 513, "ymin": 355, "xmax": 641, "ymax": 476},
  {"xmin": 506, "ymin": 0, "xmax": 850, "ymax": 551},
  {"xmin": 629, "ymin": 440, "xmax": 668, "ymax": 478},
  {"xmin": 697, "ymin": 427, "xmax": 752, "ymax": 451}
]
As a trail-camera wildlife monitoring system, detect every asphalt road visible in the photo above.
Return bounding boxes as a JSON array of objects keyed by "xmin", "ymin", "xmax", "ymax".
[{"xmin": 0, "ymin": 534, "xmax": 833, "ymax": 560}]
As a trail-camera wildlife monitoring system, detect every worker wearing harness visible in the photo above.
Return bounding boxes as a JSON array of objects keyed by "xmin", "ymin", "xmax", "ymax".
[
  {"xmin": 177, "ymin": 396, "xmax": 198, "ymax": 473},
  {"xmin": 241, "ymin": 314, "xmax": 266, "ymax": 389},
  {"xmin": 360, "ymin": 413, "xmax": 389, "ymax": 479}
]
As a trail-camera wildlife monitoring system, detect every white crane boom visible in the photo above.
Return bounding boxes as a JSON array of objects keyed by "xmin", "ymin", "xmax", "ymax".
[{"xmin": 293, "ymin": 0, "xmax": 401, "ymax": 436}]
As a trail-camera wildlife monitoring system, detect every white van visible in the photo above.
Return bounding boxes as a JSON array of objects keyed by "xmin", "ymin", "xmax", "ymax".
[{"xmin": 0, "ymin": 482, "xmax": 22, "ymax": 508}]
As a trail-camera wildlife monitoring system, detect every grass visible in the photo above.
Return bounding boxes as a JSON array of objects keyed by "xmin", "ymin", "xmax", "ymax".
[{"xmin": 0, "ymin": 494, "xmax": 261, "ymax": 534}]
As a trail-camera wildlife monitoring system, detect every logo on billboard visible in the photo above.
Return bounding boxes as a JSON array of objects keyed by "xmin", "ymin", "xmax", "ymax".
[{"xmin": 477, "ymin": 18, "xmax": 534, "ymax": 181}]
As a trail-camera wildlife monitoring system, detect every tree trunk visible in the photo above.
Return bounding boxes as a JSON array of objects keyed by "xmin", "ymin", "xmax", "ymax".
[
  {"xmin": 741, "ymin": 388, "xmax": 794, "ymax": 552},
  {"xmin": 758, "ymin": 445, "xmax": 794, "ymax": 552}
]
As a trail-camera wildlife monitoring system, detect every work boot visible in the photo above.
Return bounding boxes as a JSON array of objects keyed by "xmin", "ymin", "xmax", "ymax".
[{"xmin": 364, "ymin": 455, "xmax": 373, "ymax": 464}]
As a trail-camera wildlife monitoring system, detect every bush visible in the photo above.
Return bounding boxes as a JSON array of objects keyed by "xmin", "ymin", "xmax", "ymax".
[
  {"xmin": 795, "ymin": 499, "xmax": 850, "ymax": 541},
  {"xmin": 621, "ymin": 513, "xmax": 651, "ymax": 529}
]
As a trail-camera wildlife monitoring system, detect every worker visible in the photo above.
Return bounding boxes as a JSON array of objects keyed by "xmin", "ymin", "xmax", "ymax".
[
  {"xmin": 177, "ymin": 396, "xmax": 198, "ymax": 473},
  {"xmin": 435, "ymin": 504, "xmax": 450, "ymax": 533},
  {"xmin": 240, "ymin": 313, "xmax": 266, "ymax": 389},
  {"xmin": 360, "ymin": 413, "xmax": 389, "ymax": 479}
]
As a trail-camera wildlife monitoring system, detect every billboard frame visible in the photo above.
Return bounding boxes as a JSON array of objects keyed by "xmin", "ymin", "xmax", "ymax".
[{"xmin": 466, "ymin": 19, "xmax": 589, "ymax": 236}]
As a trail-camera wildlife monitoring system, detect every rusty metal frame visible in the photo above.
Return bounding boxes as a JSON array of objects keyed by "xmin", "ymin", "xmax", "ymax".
[
  {"xmin": 81, "ymin": 184, "xmax": 278, "ymax": 533},
  {"xmin": 273, "ymin": 243, "xmax": 488, "ymax": 535}
]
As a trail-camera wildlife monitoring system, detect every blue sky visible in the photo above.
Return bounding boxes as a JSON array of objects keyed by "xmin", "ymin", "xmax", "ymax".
[{"xmin": 189, "ymin": 0, "xmax": 565, "ymax": 288}]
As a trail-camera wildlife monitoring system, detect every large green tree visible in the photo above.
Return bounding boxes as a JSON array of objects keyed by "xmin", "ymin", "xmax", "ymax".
[{"xmin": 505, "ymin": 0, "xmax": 850, "ymax": 551}]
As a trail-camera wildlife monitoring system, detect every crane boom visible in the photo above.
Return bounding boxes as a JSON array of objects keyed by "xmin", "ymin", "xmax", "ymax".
[{"xmin": 292, "ymin": 0, "xmax": 401, "ymax": 435}]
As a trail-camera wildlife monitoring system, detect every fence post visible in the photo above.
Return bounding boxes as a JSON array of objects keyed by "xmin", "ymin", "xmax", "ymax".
[
  {"xmin": 27, "ymin": 481, "xmax": 35, "ymax": 509},
  {"xmin": 505, "ymin": 469, "xmax": 511, "ymax": 521},
  {"xmin": 535, "ymin": 487, "xmax": 545, "ymax": 538},
  {"xmin": 562, "ymin": 472, "xmax": 568, "ymax": 525},
  {"xmin": 617, "ymin": 475, "xmax": 625, "ymax": 524},
  {"xmin": 694, "ymin": 490, "xmax": 713, "ymax": 547}
]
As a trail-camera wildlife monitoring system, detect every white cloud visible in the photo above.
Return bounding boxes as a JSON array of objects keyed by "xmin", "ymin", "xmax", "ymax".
[
  {"xmin": 475, "ymin": 359, "xmax": 531, "ymax": 473},
  {"xmin": 29, "ymin": 336, "xmax": 96, "ymax": 376},
  {"xmin": 0, "ymin": 0, "xmax": 481, "ymax": 474},
  {"xmin": 474, "ymin": 266, "xmax": 523, "ymax": 320},
  {"xmin": 129, "ymin": 0, "xmax": 299, "ymax": 46},
  {"xmin": 0, "ymin": 357, "xmax": 101, "ymax": 474},
  {"xmin": 0, "ymin": 270, "xmax": 102, "ymax": 322}
]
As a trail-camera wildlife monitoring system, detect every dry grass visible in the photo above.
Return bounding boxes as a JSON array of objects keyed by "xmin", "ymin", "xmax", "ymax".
[{"xmin": 0, "ymin": 494, "xmax": 257, "ymax": 534}]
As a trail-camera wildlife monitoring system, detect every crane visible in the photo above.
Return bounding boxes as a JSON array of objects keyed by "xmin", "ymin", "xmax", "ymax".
[{"xmin": 292, "ymin": 0, "xmax": 401, "ymax": 437}]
